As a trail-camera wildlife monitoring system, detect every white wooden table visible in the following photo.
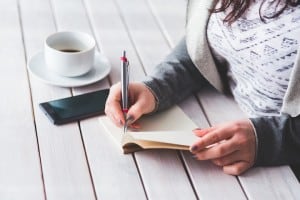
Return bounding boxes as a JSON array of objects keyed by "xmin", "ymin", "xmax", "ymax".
[{"xmin": 1, "ymin": 0, "xmax": 299, "ymax": 199}]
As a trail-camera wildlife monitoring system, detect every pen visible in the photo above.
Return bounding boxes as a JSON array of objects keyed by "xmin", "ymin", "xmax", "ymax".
[{"xmin": 121, "ymin": 50, "xmax": 129, "ymax": 133}]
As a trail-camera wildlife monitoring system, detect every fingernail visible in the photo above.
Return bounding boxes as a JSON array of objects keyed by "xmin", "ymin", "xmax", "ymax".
[
  {"xmin": 193, "ymin": 128, "xmax": 202, "ymax": 134},
  {"xmin": 126, "ymin": 115, "xmax": 135, "ymax": 124},
  {"xmin": 193, "ymin": 128, "xmax": 202, "ymax": 131},
  {"xmin": 130, "ymin": 123, "xmax": 141, "ymax": 130},
  {"xmin": 190, "ymin": 145, "xmax": 198, "ymax": 152},
  {"xmin": 119, "ymin": 119, "xmax": 123, "ymax": 126}
]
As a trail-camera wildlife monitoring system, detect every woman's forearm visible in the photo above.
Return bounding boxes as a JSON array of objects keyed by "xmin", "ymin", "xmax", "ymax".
[{"xmin": 143, "ymin": 37, "xmax": 209, "ymax": 111}]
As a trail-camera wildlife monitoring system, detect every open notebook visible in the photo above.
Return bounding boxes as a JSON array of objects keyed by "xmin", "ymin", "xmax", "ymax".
[{"xmin": 99, "ymin": 106, "xmax": 199, "ymax": 154}]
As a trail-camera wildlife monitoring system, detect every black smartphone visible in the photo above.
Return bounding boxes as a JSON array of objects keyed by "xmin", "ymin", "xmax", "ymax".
[{"xmin": 39, "ymin": 89, "xmax": 110, "ymax": 125}]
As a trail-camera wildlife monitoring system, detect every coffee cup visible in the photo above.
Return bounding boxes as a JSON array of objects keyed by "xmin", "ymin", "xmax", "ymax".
[{"xmin": 44, "ymin": 31, "xmax": 96, "ymax": 77}]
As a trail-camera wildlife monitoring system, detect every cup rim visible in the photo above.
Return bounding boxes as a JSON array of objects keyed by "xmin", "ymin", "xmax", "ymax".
[{"xmin": 45, "ymin": 31, "xmax": 96, "ymax": 54}]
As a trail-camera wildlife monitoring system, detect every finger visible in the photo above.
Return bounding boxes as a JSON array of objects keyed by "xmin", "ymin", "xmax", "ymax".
[
  {"xmin": 129, "ymin": 122, "xmax": 141, "ymax": 130},
  {"xmin": 191, "ymin": 128, "xmax": 233, "ymax": 152},
  {"xmin": 105, "ymin": 83, "xmax": 126, "ymax": 125},
  {"xmin": 108, "ymin": 83, "xmax": 122, "ymax": 101},
  {"xmin": 223, "ymin": 161, "xmax": 251, "ymax": 175},
  {"xmin": 212, "ymin": 151, "xmax": 241, "ymax": 166},
  {"xmin": 105, "ymin": 107, "xmax": 123, "ymax": 127},
  {"xmin": 211, "ymin": 159, "xmax": 220, "ymax": 166},
  {"xmin": 193, "ymin": 127, "xmax": 216, "ymax": 137},
  {"xmin": 105, "ymin": 99, "xmax": 125, "ymax": 125},
  {"xmin": 193, "ymin": 140, "xmax": 238, "ymax": 160}
]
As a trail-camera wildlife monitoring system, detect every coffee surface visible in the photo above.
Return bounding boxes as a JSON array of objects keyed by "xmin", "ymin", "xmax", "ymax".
[{"xmin": 59, "ymin": 49, "xmax": 81, "ymax": 53}]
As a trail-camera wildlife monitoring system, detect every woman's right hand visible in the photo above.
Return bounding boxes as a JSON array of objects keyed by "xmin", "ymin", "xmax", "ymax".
[{"xmin": 105, "ymin": 82, "xmax": 156, "ymax": 127}]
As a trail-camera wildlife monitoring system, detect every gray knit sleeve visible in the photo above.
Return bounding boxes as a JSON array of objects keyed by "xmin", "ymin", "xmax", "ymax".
[
  {"xmin": 142, "ymin": 37, "xmax": 209, "ymax": 112},
  {"xmin": 250, "ymin": 114, "xmax": 300, "ymax": 166}
]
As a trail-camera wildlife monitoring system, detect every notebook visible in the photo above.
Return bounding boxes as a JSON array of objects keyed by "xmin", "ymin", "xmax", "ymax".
[{"xmin": 99, "ymin": 106, "xmax": 199, "ymax": 154}]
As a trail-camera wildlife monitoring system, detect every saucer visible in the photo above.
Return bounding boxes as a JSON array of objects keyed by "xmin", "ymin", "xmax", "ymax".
[{"xmin": 27, "ymin": 51, "xmax": 111, "ymax": 87}]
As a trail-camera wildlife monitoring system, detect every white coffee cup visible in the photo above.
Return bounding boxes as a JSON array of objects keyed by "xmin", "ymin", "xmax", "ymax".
[{"xmin": 45, "ymin": 31, "xmax": 96, "ymax": 77}]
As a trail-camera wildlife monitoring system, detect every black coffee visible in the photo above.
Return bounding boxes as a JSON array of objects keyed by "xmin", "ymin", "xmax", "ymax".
[{"xmin": 59, "ymin": 49, "xmax": 81, "ymax": 53}]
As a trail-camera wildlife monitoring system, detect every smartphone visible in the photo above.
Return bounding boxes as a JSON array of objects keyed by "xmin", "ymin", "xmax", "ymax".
[{"xmin": 39, "ymin": 89, "xmax": 110, "ymax": 125}]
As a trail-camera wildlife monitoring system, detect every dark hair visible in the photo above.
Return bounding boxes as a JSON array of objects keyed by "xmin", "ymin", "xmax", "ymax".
[{"xmin": 211, "ymin": 0, "xmax": 300, "ymax": 24}]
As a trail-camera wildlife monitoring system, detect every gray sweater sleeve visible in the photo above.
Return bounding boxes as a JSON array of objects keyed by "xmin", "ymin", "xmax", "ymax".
[
  {"xmin": 142, "ymin": 38, "xmax": 209, "ymax": 111},
  {"xmin": 250, "ymin": 114, "xmax": 300, "ymax": 166}
]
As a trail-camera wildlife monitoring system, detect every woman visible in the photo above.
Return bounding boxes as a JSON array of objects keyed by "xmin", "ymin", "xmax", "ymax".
[{"xmin": 105, "ymin": 0, "xmax": 300, "ymax": 176}]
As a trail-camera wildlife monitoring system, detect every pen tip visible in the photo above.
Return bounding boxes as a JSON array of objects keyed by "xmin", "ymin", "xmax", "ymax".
[{"xmin": 123, "ymin": 50, "xmax": 126, "ymax": 57}]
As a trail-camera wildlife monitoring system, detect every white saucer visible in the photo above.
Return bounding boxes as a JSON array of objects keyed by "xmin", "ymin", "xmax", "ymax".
[{"xmin": 27, "ymin": 51, "xmax": 111, "ymax": 87}]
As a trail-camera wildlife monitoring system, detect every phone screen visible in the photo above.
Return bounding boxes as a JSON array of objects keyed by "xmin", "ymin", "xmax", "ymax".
[{"xmin": 39, "ymin": 89, "xmax": 110, "ymax": 125}]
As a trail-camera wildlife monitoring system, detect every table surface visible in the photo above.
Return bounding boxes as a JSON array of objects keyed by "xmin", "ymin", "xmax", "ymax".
[{"xmin": 1, "ymin": 0, "xmax": 299, "ymax": 199}]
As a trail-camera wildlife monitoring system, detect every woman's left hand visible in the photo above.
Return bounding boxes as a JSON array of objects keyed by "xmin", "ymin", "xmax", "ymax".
[{"xmin": 190, "ymin": 119, "xmax": 256, "ymax": 175}]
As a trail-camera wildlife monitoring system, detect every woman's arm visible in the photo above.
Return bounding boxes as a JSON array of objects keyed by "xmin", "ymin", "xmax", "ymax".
[{"xmin": 143, "ymin": 37, "xmax": 209, "ymax": 111}]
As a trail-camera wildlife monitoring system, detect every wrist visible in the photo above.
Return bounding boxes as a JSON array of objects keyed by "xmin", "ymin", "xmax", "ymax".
[
  {"xmin": 248, "ymin": 118, "xmax": 258, "ymax": 166},
  {"xmin": 142, "ymin": 82, "xmax": 159, "ymax": 114}
]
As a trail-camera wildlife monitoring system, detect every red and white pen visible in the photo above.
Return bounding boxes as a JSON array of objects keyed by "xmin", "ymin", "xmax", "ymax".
[{"xmin": 121, "ymin": 50, "xmax": 129, "ymax": 133}]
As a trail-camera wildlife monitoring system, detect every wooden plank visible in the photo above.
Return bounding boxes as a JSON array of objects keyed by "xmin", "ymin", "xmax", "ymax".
[
  {"xmin": 240, "ymin": 166, "xmax": 300, "ymax": 200},
  {"xmin": 51, "ymin": 0, "xmax": 91, "ymax": 32},
  {"xmin": 197, "ymin": 87, "xmax": 246, "ymax": 124},
  {"xmin": 52, "ymin": 0, "xmax": 147, "ymax": 199},
  {"xmin": 83, "ymin": 0, "xmax": 146, "ymax": 84},
  {"xmin": 0, "ymin": 0, "xmax": 44, "ymax": 199},
  {"xmin": 146, "ymin": 0, "xmax": 186, "ymax": 46},
  {"xmin": 19, "ymin": 0, "xmax": 95, "ymax": 199},
  {"xmin": 113, "ymin": 0, "xmax": 199, "ymax": 199},
  {"xmin": 148, "ymin": 0, "xmax": 248, "ymax": 199}
]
